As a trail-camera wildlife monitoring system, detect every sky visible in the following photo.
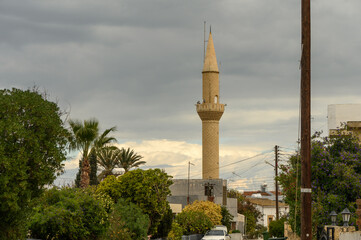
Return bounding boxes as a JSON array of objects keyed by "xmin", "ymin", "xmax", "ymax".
[{"xmin": 2, "ymin": 0, "xmax": 361, "ymax": 191}]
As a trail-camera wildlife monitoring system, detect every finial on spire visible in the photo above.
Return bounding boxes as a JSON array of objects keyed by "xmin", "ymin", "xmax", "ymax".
[
  {"xmin": 202, "ymin": 28, "xmax": 218, "ymax": 72},
  {"xmin": 210, "ymin": 25, "xmax": 212, "ymax": 34}
]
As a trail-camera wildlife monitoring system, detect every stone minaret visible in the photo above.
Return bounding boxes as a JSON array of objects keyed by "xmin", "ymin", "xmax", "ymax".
[{"xmin": 196, "ymin": 31, "xmax": 225, "ymax": 179}]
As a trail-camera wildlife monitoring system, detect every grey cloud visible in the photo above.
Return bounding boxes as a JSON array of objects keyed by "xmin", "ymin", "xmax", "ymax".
[{"xmin": 1, "ymin": 0, "xmax": 361, "ymax": 150}]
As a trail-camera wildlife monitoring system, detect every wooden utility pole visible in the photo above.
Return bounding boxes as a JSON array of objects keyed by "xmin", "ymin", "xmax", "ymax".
[
  {"xmin": 275, "ymin": 145, "xmax": 279, "ymax": 221},
  {"xmin": 301, "ymin": 0, "xmax": 312, "ymax": 239}
]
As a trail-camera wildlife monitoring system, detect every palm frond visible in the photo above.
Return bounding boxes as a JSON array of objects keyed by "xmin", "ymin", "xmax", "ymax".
[{"xmin": 118, "ymin": 147, "xmax": 145, "ymax": 172}]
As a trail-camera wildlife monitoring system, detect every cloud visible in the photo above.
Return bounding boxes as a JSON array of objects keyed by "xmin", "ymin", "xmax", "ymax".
[
  {"xmin": 60, "ymin": 139, "xmax": 281, "ymax": 191},
  {"xmin": 3, "ymin": 0, "xmax": 361, "ymax": 190}
]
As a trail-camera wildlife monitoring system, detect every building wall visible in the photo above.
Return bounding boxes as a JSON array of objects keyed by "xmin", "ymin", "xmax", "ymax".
[
  {"xmin": 170, "ymin": 179, "xmax": 226, "ymax": 198},
  {"xmin": 167, "ymin": 179, "xmax": 240, "ymax": 229},
  {"xmin": 254, "ymin": 204, "xmax": 289, "ymax": 227},
  {"xmin": 328, "ymin": 104, "xmax": 361, "ymax": 131}
]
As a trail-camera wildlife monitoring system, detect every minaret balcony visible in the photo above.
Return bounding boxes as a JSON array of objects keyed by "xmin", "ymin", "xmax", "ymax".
[{"xmin": 196, "ymin": 103, "xmax": 225, "ymax": 121}]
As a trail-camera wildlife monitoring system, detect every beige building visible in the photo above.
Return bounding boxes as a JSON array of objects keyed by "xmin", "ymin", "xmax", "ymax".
[
  {"xmin": 196, "ymin": 30, "xmax": 225, "ymax": 179},
  {"xmin": 328, "ymin": 104, "xmax": 361, "ymax": 142}
]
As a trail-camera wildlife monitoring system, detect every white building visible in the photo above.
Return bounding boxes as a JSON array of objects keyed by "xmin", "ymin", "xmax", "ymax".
[
  {"xmin": 328, "ymin": 104, "xmax": 361, "ymax": 132},
  {"xmin": 247, "ymin": 198, "xmax": 289, "ymax": 228}
]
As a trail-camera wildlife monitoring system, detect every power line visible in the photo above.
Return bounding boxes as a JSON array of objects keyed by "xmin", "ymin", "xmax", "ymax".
[{"xmin": 173, "ymin": 149, "xmax": 274, "ymax": 178}]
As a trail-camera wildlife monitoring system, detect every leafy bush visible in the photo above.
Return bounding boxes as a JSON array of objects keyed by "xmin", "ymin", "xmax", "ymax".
[
  {"xmin": 182, "ymin": 200, "xmax": 222, "ymax": 225},
  {"xmin": 97, "ymin": 169, "xmax": 173, "ymax": 235},
  {"xmin": 269, "ymin": 218, "xmax": 286, "ymax": 237},
  {"xmin": 175, "ymin": 210, "xmax": 213, "ymax": 235},
  {"xmin": 103, "ymin": 198, "xmax": 149, "ymax": 240},
  {"xmin": 168, "ymin": 222, "xmax": 184, "ymax": 240},
  {"xmin": 29, "ymin": 187, "xmax": 108, "ymax": 240},
  {"xmin": 153, "ymin": 204, "xmax": 173, "ymax": 238}
]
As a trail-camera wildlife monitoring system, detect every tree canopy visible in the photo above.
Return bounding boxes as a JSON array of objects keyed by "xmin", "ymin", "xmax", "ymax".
[
  {"xmin": 279, "ymin": 131, "xmax": 361, "ymax": 235},
  {"xmin": 68, "ymin": 118, "xmax": 116, "ymax": 188},
  {"xmin": 117, "ymin": 147, "xmax": 146, "ymax": 173},
  {"xmin": 29, "ymin": 187, "xmax": 109, "ymax": 240},
  {"xmin": 175, "ymin": 209, "xmax": 213, "ymax": 235},
  {"xmin": 96, "ymin": 169, "xmax": 173, "ymax": 236},
  {"xmin": 0, "ymin": 88, "xmax": 68, "ymax": 239},
  {"xmin": 182, "ymin": 200, "xmax": 222, "ymax": 226}
]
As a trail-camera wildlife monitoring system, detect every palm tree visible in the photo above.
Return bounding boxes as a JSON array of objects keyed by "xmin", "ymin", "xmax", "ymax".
[
  {"xmin": 68, "ymin": 118, "xmax": 116, "ymax": 188},
  {"xmin": 96, "ymin": 146, "xmax": 121, "ymax": 181},
  {"xmin": 118, "ymin": 147, "xmax": 146, "ymax": 173},
  {"xmin": 90, "ymin": 126, "xmax": 117, "ymax": 185}
]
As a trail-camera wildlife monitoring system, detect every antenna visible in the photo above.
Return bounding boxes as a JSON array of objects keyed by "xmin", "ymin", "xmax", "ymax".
[
  {"xmin": 203, "ymin": 21, "xmax": 206, "ymax": 63},
  {"xmin": 219, "ymin": 60, "xmax": 221, "ymax": 102}
]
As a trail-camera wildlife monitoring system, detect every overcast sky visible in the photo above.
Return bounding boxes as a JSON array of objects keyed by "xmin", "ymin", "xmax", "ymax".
[{"xmin": 2, "ymin": 0, "xmax": 361, "ymax": 191}]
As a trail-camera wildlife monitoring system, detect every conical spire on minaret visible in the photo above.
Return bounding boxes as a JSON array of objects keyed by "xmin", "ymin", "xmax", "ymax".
[{"xmin": 202, "ymin": 31, "xmax": 219, "ymax": 72}]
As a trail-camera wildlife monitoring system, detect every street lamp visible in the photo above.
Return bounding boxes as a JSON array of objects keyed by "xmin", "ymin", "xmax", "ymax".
[
  {"xmin": 330, "ymin": 210, "xmax": 337, "ymax": 226},
  {"xmin": 341, "ymin": 208, "xmax": 351, "ymax": 226}
]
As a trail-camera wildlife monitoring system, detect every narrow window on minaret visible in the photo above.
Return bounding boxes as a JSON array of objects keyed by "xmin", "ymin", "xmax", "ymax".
[{"xmin": 214, "ymin": 96, "xmax": 218, "ymax": 103}]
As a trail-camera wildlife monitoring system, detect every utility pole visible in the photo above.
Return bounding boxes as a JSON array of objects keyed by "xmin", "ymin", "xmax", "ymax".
[
  {"xmin": 187, "ymin": 161, "xmax": 194, "ymax": 205},
  {"xmin": 301, "ymin": 0, "xmax": 312, "ymax": 239},
  {"xmin": 275, "ymin": 145, "xmax": 279, "ymax": 221}
]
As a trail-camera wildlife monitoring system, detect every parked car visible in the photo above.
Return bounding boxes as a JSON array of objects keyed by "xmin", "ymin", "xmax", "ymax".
[
  {"xmin": 212, "ymin": 225, "xmax": 228, "ymax": 233},
  {"xmin": 201, "ymin": 229, "xmax": 230, "ymax": 240}
]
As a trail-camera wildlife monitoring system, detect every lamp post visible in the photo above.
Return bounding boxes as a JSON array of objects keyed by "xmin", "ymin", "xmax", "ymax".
[
  {"xmin": 341, "ymin": 208, "xmax": 351, "ymax": 227},
  {"xmin": 330, "ymin": 211, "xmax": 337, "ymax": 226}
]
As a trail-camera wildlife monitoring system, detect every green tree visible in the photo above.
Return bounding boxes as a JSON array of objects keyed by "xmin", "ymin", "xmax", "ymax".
[
  {"xmin": 279, "ymin": 131, "xmax": 361, "ymax": 235},
  {"xmin": 153, "ymin": 204, "xmax": 173, "ymax": 239},
  {"xmin": 29, "ymin": 187, "xmax": 108, "ymax": 240},
  {"xmin": 97, "ymin": 146, "xmax": 121, "ymax": 181},
  {"xmin": 118, "ymin": 147, "xmax": 146, "ymax": 173},
  {"xmin": 168, "ymin": 222, "xmax": 184, "ymax": 240},
  {"xmin": 221, "ymin": 205, "xmax": 234, "ymax": 232},
  {"xmin": 182, "ymin": 200, "xmax": 222, "ymax": 225},
  {"xmin": 68, "ymin": 119, "xmax": 116, "ymax": 188},
  {"xmin": 0, "ymin": 88, "xmax": 68, "ymax": 239},
  {"xmin": 104, "ymin": 198, "xmax": 150, "ymax": 240},
  {"xmin": 97, "ymin": 169, "xmax": 173, "ymax": 236},
  {"xmin": 175, "ymin": 210, "xmax": 213, "ymax": 235},
  {"xmin": 89, "ymin": 152, "xmax": 98, "ymax": 185},
  {"xmin": 228, "ymin": 190, "xmax": 263, "ymax": 238},
  {"xmin": 268, "ymin": 217, "xmax": 286, "ymax": 237}
]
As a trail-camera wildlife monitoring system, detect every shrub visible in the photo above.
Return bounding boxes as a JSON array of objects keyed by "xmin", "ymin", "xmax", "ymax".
[
  {"xmin": 168, "ymin": 222, "xmax": 184, "ymax": 240},
  {"xmin": 175, "ymin": 210, "xmax": 213, "ymax": 235},
  {"xmin": 153, "ymin": 204, "xmax": 173, "ymax": 238},
  {"xmin": 97, "ymin": 169, "xmax": 173, "ymax": 236},
  {"xmin": 182, "ymin": 200, "xmax": 222, "ymax": 225},
  {"xmin": 103, "ymin": 198, "xmax": 149, "ymax": 240},
  {"xmin": 269, "ymin": 218, "xmax": 286, "ymax": 237},
  {"xmin": 29, "ymin": 187, "xmax": 108, "ymax": 240},
  {"xmin": 221, "ymin": 205, "xmax": 233, "ymax": 232}
]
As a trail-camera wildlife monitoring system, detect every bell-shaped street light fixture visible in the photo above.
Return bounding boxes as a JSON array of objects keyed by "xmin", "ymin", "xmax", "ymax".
[
  {"xmin": 330, "ymin": 210, "xmax": 337, "ymax": 226},
  {"xmin": 341, "ymin": 208, "xmax": 351, "ymax": 226}
]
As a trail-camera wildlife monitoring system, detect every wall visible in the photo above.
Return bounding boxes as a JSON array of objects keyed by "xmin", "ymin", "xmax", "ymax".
[
  {"xmin": 340, "ymin": 232, "xmax": 361, "ymax": 240},
  {"xmin": 284, "ymin": 222, "xmax": 300, "ymax": 240},
  {"xmin": 328, "ymin": 104, "xmax": 361, "ymax": 131},
  {"xmin": 170, "ymin": 179, "xmax": 226, "ymax": 198},
  {"xmin": 254, "ymin": 204, "xmax": 289, "ymax": 227}
]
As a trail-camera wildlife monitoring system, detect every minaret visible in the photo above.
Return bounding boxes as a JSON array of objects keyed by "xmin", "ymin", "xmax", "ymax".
[{"xmin": 196, "ymin": 31, "xmax": 225, "ymax": 179}]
